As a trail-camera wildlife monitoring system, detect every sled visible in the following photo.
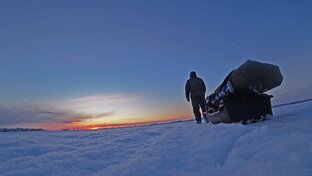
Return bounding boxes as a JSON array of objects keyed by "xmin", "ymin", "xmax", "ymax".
[{"xmin": 208, "ymin": 94, "xmax": 273, "ymax": 124}]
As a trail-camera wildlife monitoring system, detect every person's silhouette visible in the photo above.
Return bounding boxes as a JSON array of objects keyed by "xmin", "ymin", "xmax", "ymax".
[{"xmin": 185, "ymin": 71, "xmax": 209, "ymax": 123}]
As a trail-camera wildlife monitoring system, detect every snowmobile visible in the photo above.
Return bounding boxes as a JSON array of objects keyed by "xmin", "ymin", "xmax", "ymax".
[{"xmin": 206, "ymin": 60, "xmax": 283, "ymax": 124}]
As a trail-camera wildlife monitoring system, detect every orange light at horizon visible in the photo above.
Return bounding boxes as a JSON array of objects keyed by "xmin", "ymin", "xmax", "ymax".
[
  {"xmin": 90, "ymin": 127, "xmax": 101, "ymax": 130},
  {"xmin": 40, "ymin": 109, "xmax": 193, "ymax": 131},
  {"xmin": 37, "ymin": 93, "xmax": 194, "ymax": 130}
]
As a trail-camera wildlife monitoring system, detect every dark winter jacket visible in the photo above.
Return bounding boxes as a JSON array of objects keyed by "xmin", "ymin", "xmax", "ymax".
[{"xmin": 185, "ymin": 72, "xmax": 206, "ymax": 99}]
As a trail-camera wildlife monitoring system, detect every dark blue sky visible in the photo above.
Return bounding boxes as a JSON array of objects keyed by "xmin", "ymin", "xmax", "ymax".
[{"xmin": 0, "ymin": 0, "xmax": 311, "ymax": 129}]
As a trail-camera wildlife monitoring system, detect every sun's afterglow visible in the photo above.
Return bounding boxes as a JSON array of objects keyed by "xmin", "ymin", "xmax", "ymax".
[
  {"xmin": 90, "ymin": 127, "xmax": 101, "ymax": 130},
  {"xmin": 39, "ymin": 93, "xmax": 192, "ymax": 130}
]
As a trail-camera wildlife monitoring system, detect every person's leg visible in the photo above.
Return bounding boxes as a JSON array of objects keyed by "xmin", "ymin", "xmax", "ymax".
[{"xmin": 191, "ymin": 97, "xmax": 201, "ymax": 123}]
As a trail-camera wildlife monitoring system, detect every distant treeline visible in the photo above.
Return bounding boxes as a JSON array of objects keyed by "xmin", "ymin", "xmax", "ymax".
[{"xmin": 0, "ymin": 128, "xmax": 45, "ymax": 132}]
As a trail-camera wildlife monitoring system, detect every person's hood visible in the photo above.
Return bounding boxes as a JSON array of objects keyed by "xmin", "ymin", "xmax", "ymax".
[{"xmin": 190, "ymin": 71, "xmax": 197, "ymax": 79}]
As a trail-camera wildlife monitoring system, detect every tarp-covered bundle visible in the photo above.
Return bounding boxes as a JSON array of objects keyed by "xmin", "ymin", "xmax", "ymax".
[
  {"xmin": 230, "ymin": 60, "xmax": 283, "ymax": 94},
  {"xmin": 206, "ymin": 60, "xmax": 283, "ymax": 124}
]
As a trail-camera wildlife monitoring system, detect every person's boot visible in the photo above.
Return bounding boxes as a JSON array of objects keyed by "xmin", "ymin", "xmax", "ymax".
[{"xmin": 196, "ymin": 120, "xmax": 201, "ymax": 124}]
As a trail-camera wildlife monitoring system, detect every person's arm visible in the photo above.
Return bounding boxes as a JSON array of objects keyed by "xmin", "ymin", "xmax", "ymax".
[{"xmin": 185, "ymin": 80, "xmax": 190, "ymax": 102}]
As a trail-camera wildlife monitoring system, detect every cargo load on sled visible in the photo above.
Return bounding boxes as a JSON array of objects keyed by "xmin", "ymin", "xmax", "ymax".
[{"xmin": 206, "ymin": 60, "xmax": 283, "ymax": 124}]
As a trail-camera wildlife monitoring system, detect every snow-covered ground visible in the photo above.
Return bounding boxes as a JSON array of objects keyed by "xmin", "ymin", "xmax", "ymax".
[{"xmin": 1, "ymin": 101, "xmax": 312, "ymax": 176}]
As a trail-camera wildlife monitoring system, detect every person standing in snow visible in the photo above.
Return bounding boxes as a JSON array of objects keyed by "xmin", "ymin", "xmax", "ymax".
[{"xmin": 185, "ymin": 71, "xmax": 209, "ymax": 124}]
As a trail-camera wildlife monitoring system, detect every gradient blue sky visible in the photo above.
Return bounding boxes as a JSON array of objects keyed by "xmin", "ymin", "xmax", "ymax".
[{"xmin": 0, "ymin": 0, "xmax": 311, "ymax": 129}]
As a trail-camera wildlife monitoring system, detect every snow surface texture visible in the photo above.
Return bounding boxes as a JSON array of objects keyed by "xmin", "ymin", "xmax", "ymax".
[{"xmin": 1, "ymin": 102, "xmax": 312, "ymax": 176}]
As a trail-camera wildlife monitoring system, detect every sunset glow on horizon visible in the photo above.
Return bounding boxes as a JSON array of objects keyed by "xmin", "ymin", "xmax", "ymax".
[
  {"xmin": 6, "ymin": 93, "xmax": 192, "ymax": 130},
  {"xmin": 7, "ymin": 93, "xmax": 192, "ymax": 130},
  {"xmin": 39, "ymin": 111, "xmax": 193, "ymax": 131}
]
